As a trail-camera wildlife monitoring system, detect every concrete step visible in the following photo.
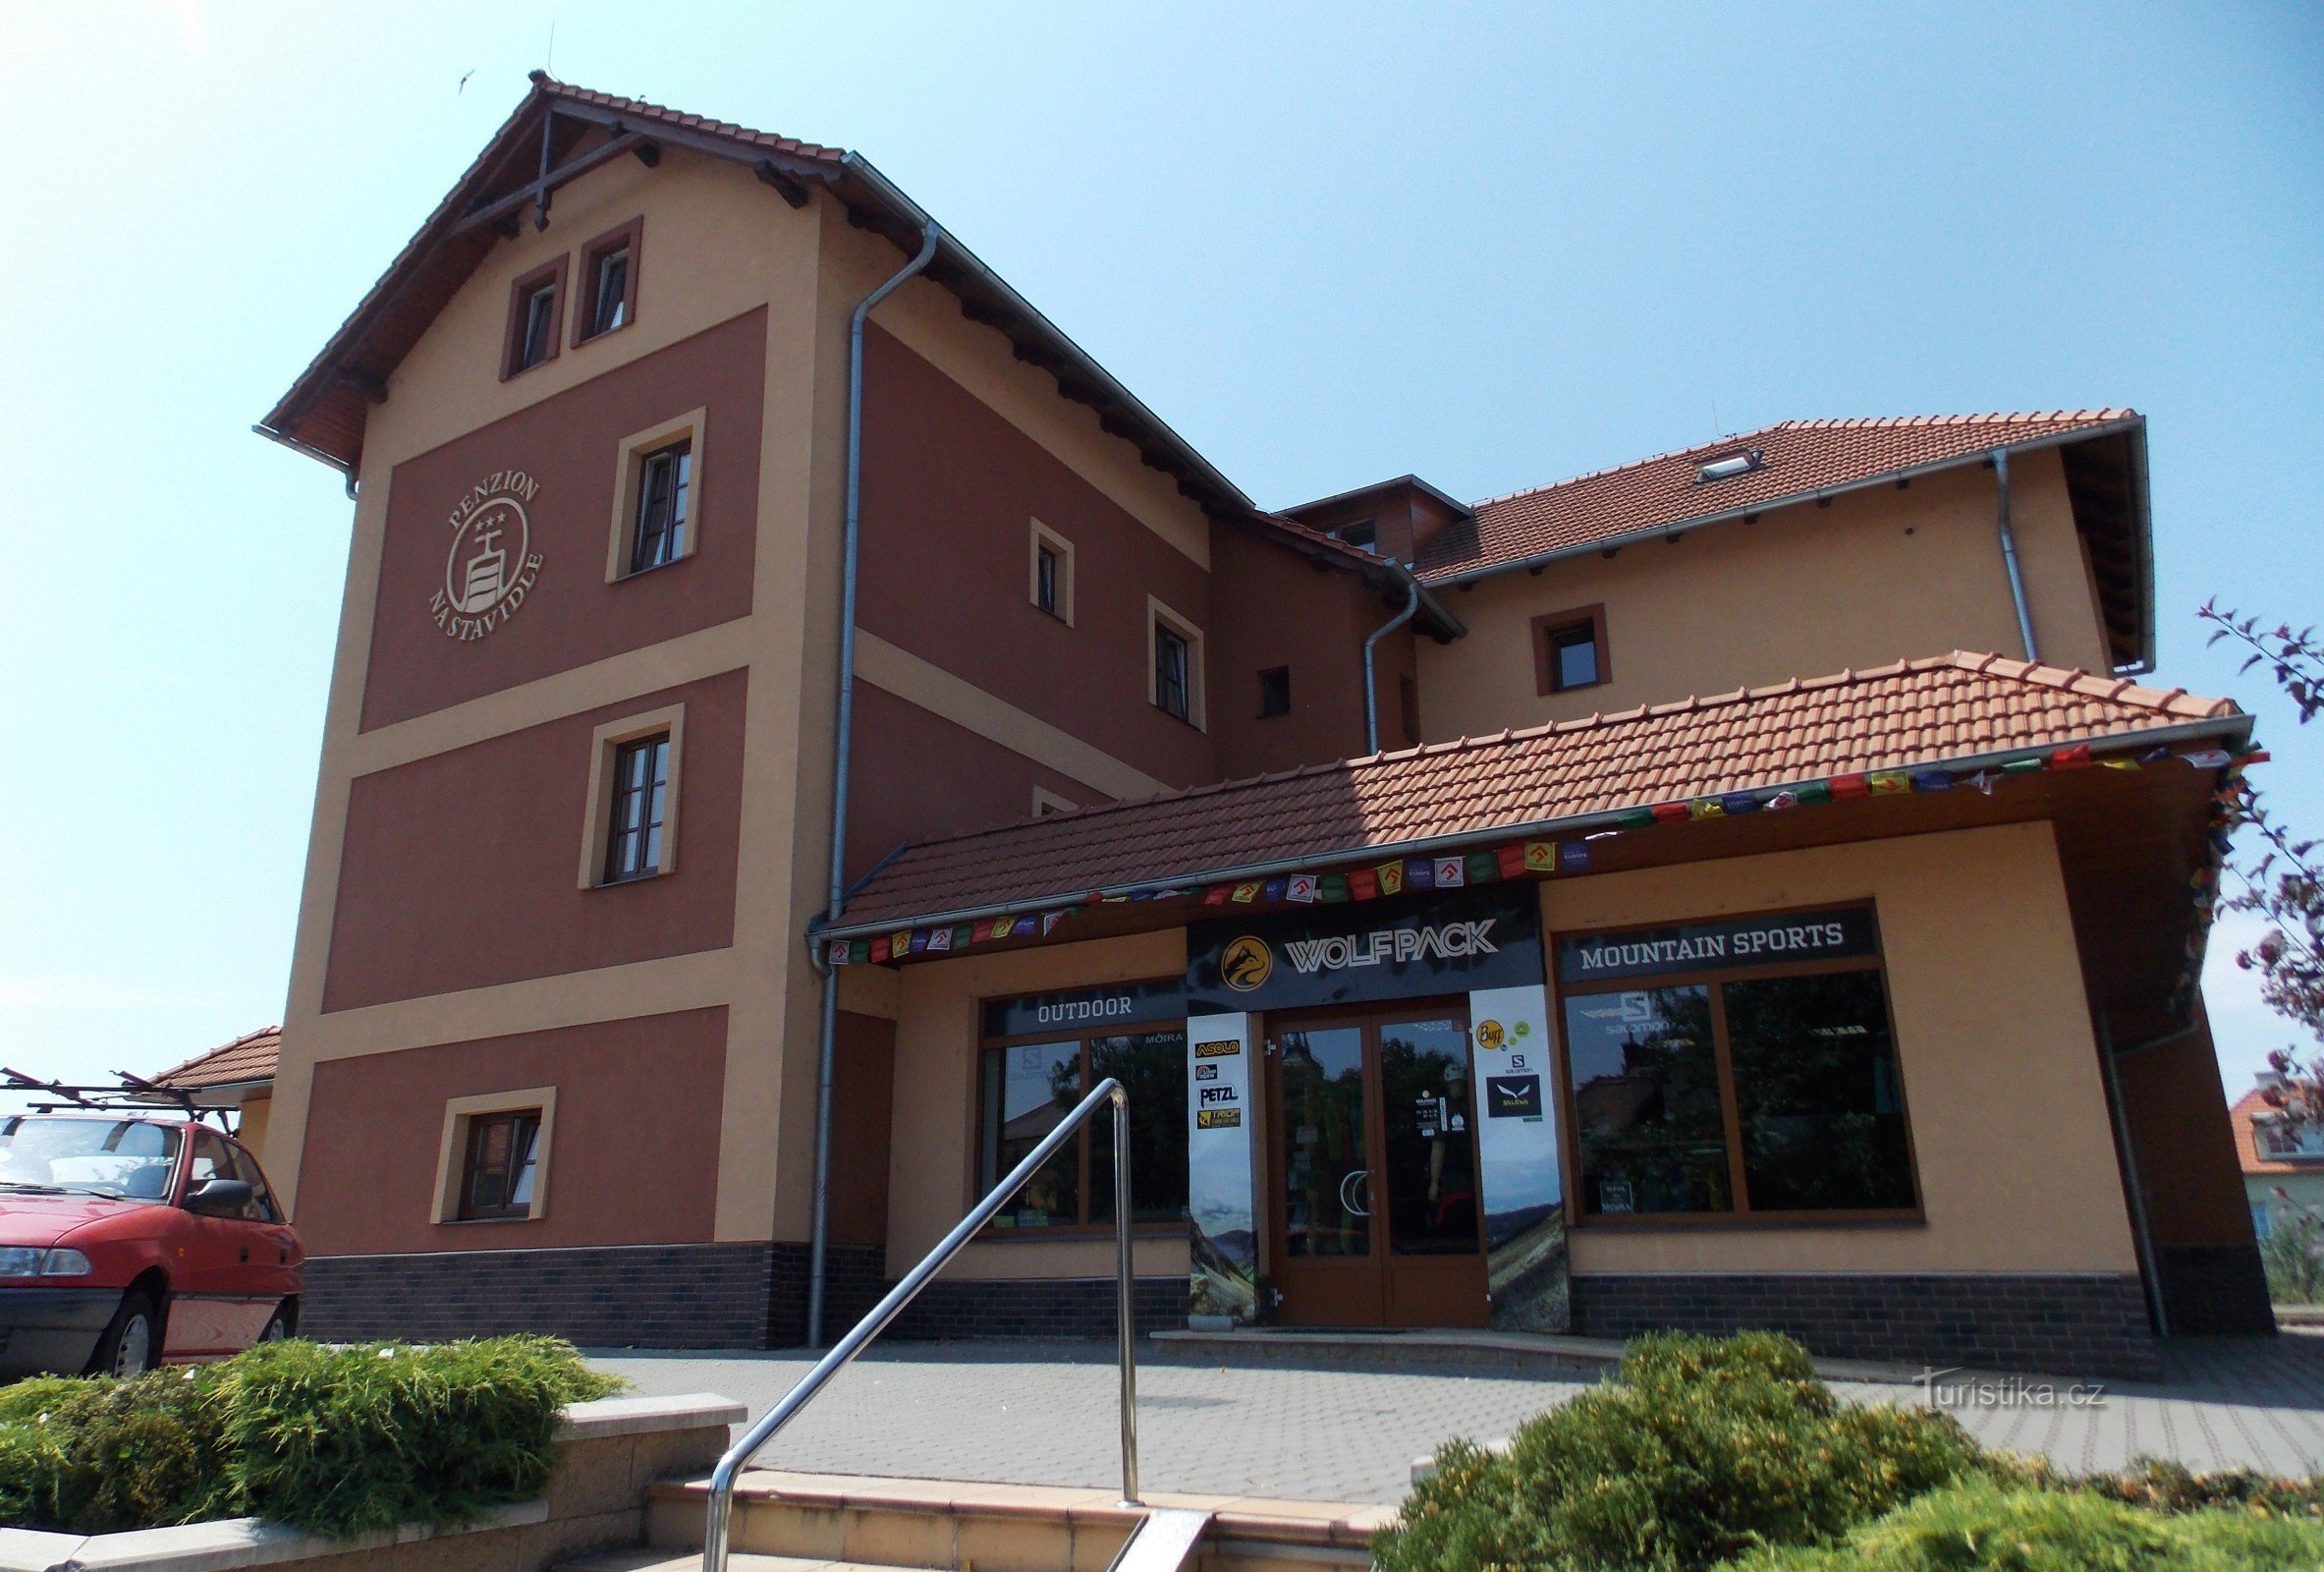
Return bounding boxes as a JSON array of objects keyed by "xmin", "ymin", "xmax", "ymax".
[
  {"xmin": 638, "ymin": 1471, "xmax": 1381, "ymax": 1572},
  {"xmin": 558, "ymin": 1554, "xmax": 893, "ymax": 1572}
]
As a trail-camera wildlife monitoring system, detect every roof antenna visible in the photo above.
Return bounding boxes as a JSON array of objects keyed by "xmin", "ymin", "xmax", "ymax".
[
  {"xmin": 544, "ymin": 18, "xmax": 557, "ymax": 77},
  {"xmin": 1711, "ymin": 397, "xmax": 1721, "ymax": 439}
]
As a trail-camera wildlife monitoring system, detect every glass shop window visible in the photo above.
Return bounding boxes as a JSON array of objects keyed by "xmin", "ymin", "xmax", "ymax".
[{"xmin": 977, "ymin": 1019, "xmax": 1189, "ymax": 1231}]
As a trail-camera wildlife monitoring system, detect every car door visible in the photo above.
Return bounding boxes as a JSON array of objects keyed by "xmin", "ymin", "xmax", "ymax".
[
  {"xmin": 167, "ymin": 1129, "xmax": 278, "ymax": 1355},
  {"xmin": 225, "ymin": 1137, "xmax": 302, "ymax": 1316}
]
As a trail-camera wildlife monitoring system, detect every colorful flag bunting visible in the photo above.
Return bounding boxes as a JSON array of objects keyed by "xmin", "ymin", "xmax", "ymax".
[
  {"xmin": 1558, "ymin": 841, "xmax": 1591, "ymax": 871},
  {"xmin": 1377, "ymin": 860, "xmax": 1407, "ymax": 896},
  {"xmin": 1408, "ymin": 859, "xmax": 1436, "ymax": 889},
  {"xmin": 2001, "ymin": 757, "xmax": 2043, "ymax": 774},
  {"xmin": 1012, "ymin": 915, "xmax": 1038, "ymax": 937},
  {"xmin": 1287, "ymin": 873, "xmax": 1320, "ymax": 904},
  {"xmin": 828, "ymin": 939, "xmax": 851, "ymax": 967},
  {"xmin": 2183, "ymin": 749, "xmax": 2232, "ymax": 768},
  {"xmin": 1231, "ymin": 881, "xmax": 1262, "ymax": 904},
  {"xmin": 1910, "ymin": 769, "xmax": 1953, "ymax": 792},
  {"xmin": 909, "ymin": 929, "xmax": 930, "ymax": 954},
  {"xmin": 869, "ymin": 935, "xmax": 892, "ymax": 963},
  {"xmin": 1722, "ymin": 792, "xmax": 1762, "ymax": 814},
  {"xmin": 1261, "ymin": 878, "xmax": 1288, "ymax": 902},
  {"xmin": 1498, "ymin": 845, "xmax": 1530, "ymax": 878},
  {"xmin": 1966, "ymin": 770, "xmax": 1999, "ymax": 795},
  {"xmin": 1319, "ymin": 873, "xmax": 1351, "ymax": 903},
  {"xmin": 1466, "ymin": 851, "xmax": 1499, "ymax": 884},
  {"xmin": 850, "ymin": 939, "xmax": 871, "ymax": 966},
  {"xmin": 1868, "ymin": 771, "xmax": 1910, "ymax": 795},
  {"xmin": 1433, "ymin": 856, "xmax": 1466, "ymax": 888},
  {"xmin": 1651, "ymin": 802, "xmax": 1689, "ymax": 823},
  {"xmin": 1830, "ymin": 774, "xmax": 1870, "ymax": 798},
  {"xmin": 1351, "ymin": 868, "xmax": 1380, "ymax": 900},
  {"xmin": 1202, "ymin": 886, "xmax": 1233, "ymax": 906},
  {"xmin": 1689, "ymin": 798, "xmax": 1726, "ymax": 819},
  {"xmin": 1041, "ymin": 911, "xmax": 1066, "ymax": 935},
  {"xmin": 1617, "ymin": 809, "xmax": 1658, "ymax": 830},
  {"xmin": 2048, "ymin": 744, "xmax": 2091, "ymax": 770},
  {"xmin": 926, "ymin": 926, "xmax": 953, "ymax": 952},
  {"xmin": 1523, "ymin": 841, "xmax": 1557, "ymax": 872},
  {"xmin": 1767, "ymin": 789, "xmax": 1801, "ymax": 810}
]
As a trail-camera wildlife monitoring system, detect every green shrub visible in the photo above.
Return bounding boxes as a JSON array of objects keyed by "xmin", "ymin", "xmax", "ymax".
[
  {"xmin": 1374, "ymin": 1332, "xmax": 1983, "ymax": 1572},
  {"xmin": 1731, "ymin": 1475, "xmax": 2324, "ymax": 1570},
  {"xmin": 0, "ymin": 1336, "xmax": 619, "ymax": 1539},
  {"xmin": 2261, "ymin": 1218, "xmax": 2324, "ymax": 1305}
]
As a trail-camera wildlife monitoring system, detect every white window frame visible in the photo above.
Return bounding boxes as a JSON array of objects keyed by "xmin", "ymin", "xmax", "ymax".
[
  {"xmin": 1029, "ymin": 518, "xmax": 1076, "ymax": 625},
  {"xmin": 431, "ymin": 1087, "xmax": 557, "ymax": 1225},
  {"xmin": 1146, "ymin": 595, "xmax": 1206, "ymax": 730}
]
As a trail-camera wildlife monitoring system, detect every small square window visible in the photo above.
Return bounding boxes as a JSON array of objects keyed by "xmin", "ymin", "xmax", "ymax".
[
  {"xmin": 1257, "ymin": 665, "xmax": 1292, "ymax": 718},
  {"xmin": 603, "ymin": 734, "xmax": 671, "ymax": 882},
  {"xmin": 1534, "ymin": 606, "xmax": 1610, "ymax": 696},
  {"xmin": 630, "ymin": 442, "xmax": 692, "ymax": 574},
  {"xmin": 459, "ymin": 1110, "xmax": 541, "ymax": 1221}
]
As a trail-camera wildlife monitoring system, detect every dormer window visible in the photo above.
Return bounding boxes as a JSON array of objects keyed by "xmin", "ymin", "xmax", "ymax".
[
  {"xmin": 1334, "ymin": 519, "xmax": 1377, "ymax": 551},
  {"xmin": 1695, "ymin": 448, "xmax": 1764, "ymax": 484}
]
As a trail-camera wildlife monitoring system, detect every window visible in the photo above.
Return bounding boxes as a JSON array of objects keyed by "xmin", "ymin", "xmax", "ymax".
[
  {"xmin": 502, "ymin": 255, "xmax": 567, "ymax": 378},
  {"xmin": 226, "ymin": 1142, "xmax": 282, "ymax": 1223},
  {"xmin": 1147, "ymin": 597, "xmax": 1204, "ymax": 727},
  {"xmin": 629, "ymin": 443, "xmax": 692, "ymax": 574},
  {"xmin": 1555, "ymin": 906, "xmax": 1918, "ymax": 1222},
  {"xmin": 575, "ymin": 217, "xmax": 641, "ymax": 346},
  {"xmin": 1334, "ymin": 519, "xmax": 1377, "ymax": 551},
  {"xmin": 977, "ymin": 991, "xmax": 1188, "ymax": 1231},
  {"xmin": 1028, "ymin": 520, "xmax": 1075, "ymax": 624},
  {"xmin": 457, "ymin": 1110, "xmax": 542, "ymax": 1222},
  {"xmin": 1533, "ymin": 605, "xmax": 1610, "ymax": 696},
  {"xmin": 1257, "ymin": 665, "xmax": 1292, "ymax": 718},
  {"xmin": 580, "ymin": 705, "xmax": 685, "ymax": 887},
  {"xmin": 603, "ymin": 735, "xmax": 670, "ymax": 883}
]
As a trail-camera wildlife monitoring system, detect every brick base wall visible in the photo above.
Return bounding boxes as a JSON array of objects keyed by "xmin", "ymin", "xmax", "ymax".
[
  {"xmin": 1572, "ymin": 1271, "xmax": 2161, "ymax": 1378},
  {"xmin": 2153, "ymin": 1244, "xmax": 2277, "ymax": 1336},
  {"xmin": 882, "ymin": 1275, "xmax": 1187, "ymax": 1342}
]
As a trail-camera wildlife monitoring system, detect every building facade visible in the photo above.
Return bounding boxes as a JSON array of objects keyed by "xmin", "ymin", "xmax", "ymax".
[{"xmin": 257, "ymin": 77, "xmax": 2267, "ymax": 1374}]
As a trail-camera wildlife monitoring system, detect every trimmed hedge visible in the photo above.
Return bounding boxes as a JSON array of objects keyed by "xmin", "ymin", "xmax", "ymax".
[
  {"xmin": 0, "ymin": 1336, "xmax": 621, "ymax": 1538},
  {"xmin": 1375, "ymin": 1332, "xmax": 1983, "ymax": 1572}
]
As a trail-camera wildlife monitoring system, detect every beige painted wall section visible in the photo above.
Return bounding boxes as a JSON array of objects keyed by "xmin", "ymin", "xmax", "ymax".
[
  {"xmin": 885, "ymin": 928, "xmax": 1192, "ymax": 1282},
  {"xmin": 238, "ymin": 1095, "xmax": 273, "ymax": 1167},
  {"xmin": 1419, "ymin": 451, "xmax": 2114, "ymax": 740},
  {"xmin": 269, "ymin": 146, "xmax": 827, "ymax": 1228},
  {"xmin": 1550, "ymin": 821, "xmax": 2138, "ymax": 1276}
]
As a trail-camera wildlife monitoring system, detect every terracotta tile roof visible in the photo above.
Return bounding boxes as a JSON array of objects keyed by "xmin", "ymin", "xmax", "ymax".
[
  {"xmin": 150, "ymin": 1027, "xmax": 279, "ymax": 1092},
  {"xmin": 2233, "ymin": 1087, "xmax": 2324, "ymax": 1178},
  {"xmin": 532, "ymin": 78, "xmax": 848, "ymax": 166},
  {"xmin": 1415, "ymin": 411, "xmax": 2141, "ymax": 583},
  {"xmin": 836, "ymin": 652, "xmax": 2241, "ymax": 930}
]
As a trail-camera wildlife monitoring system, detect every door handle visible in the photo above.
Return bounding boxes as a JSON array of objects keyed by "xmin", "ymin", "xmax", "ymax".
[{"xmin": 1340, "ymin": 1168, "xmax": 1371, "ymax": 1217}]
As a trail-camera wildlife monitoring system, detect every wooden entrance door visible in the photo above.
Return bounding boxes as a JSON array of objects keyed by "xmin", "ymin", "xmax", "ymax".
[{"xmin": 1264, "ymin": 1002, "xmax": 1490, "ymax": 1327}]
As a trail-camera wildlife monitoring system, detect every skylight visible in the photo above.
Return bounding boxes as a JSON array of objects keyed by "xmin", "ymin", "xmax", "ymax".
[{"xmin": 1695, "ymin": 448, "xmax": 1765, "ymax": 484}]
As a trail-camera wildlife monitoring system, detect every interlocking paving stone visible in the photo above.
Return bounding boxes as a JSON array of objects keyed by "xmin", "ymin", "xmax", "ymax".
[{"xmin": 593, "ymin": 1331, "xmax": 2324, "ymax": 1508}]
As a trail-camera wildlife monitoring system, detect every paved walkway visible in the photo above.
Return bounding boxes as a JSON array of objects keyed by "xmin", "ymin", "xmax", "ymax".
[{"xmin": 592, "ymin": 1333, "xmax": 2324, "ymax": 1507}]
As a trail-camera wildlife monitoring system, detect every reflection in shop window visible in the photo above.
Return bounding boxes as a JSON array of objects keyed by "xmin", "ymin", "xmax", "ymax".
[
  {"xmin": 1563, "ymin": 987, "xmax": 1731, "ymax": 1216},
  {"xmin": 978, "ymin": 1029, "xmax": 1188, "ymax": 1230},
  {"xmin": 1726, "ymin": 972, "xmax": 1915, "ymax": 1211}
]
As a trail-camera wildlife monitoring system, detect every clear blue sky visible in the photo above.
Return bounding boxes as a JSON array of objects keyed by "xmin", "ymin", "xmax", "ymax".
[{"xmin": 0, "ymin": 3, "xmax": 2317, "ymax": 1101}]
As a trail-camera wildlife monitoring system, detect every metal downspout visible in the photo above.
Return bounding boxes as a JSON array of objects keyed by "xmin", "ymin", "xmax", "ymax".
[
  {"xmin": 2095, "ymin": 1015, "xmax": 2169, "ymax": 1337},
  {"xmin": 807, "ymin": 212, "xmax": 942, "ymax": 1349},
  {"xmin": 1994, "ymin": 448, "xmax": 2040, "ymax": 663},
  {"xmin": 1361, "ymin": 571, "xmax": 1420, "ymax": 756}
]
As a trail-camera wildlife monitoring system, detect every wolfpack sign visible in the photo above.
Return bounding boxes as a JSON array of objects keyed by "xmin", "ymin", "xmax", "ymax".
[{"xmin": 1188, "ymin": 882, "xmax": 1543, "ymax": 1014}]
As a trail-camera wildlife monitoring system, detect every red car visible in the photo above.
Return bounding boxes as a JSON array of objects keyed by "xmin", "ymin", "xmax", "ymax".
[{"xmin": 0, "ymin": 1112, "xmax": 303, "ymax": 1377}]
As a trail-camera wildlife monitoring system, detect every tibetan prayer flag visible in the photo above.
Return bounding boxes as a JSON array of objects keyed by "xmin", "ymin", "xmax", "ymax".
[
  {"xmin": 1319, "ymin": 873, "xmax": 1351, "ymax": 903},
  {"xmin": 1722, "ymin": 792, "xmax": 1762, "ymax": 815},
  {"xmin": 1617, "ymin": 808, "xmax": 1658, "ymax": 829},
  {"xmin": 1350, "ymin": 868, "xmax": 1380, "ymax": 900},
  {"xmin": 926, "ymin": 927, "xmax": 953, "ymax": 953},
  {"xmin": 2183, "ymin": 749, "xmax": 2232, "ymax": 769},
  {"xmin": 1767, "ymin": 789, "xmax": 1800, "ymax": 810},
  {"xmin": 1868, "ymin": 771, "xmax": 1910, "ymax": 795},
  {"xmin": 869, "ymin": 935, "xmax": 892, "ymax": 963},
  {"xmin": 828, "ymin": 939, "xmax": 851, "ymax": 967},
  {"xmin": 1262, "ymin": 878, "xmax": 1288, "ymax": 902},
  {"xmin": 1966, "ymin": 770, "xmax": 1999, "ymax": 795},
  {"xmin": 1498, "ymin": 844, "xmax": 1530, "ymax": 878},
  {"xmin": 1558, "ymin": 841, "xmax": 1591, "ymax": 872},
  {"xmin": 1202, "ymin": 886, "xmax": 1233, "ymax": 906},
  {"xmin": 1407, "ymin": 859, "xmax": 1435, "ymax": 890},
  {"xmin": 1829, "ymin": 774, "xmax": 1870, "ymax": 799},
  {"xmin": 1651, "ymin": 802, "xmax": 1690, "ymax": 823},
  {"xmin": 1522, "ymin": 841, "xmax": 1556, "ymax": 873},
  {"xmin": 1433, "ymin": 856, "xmax": 1466, "ymax": 888},
  {"xmin": 2002, "ymin": 757, "xmax": 2043, "ymax": 774},
  {"xmin": 986, "ymin": 916, "xmax": 1015, "ymax": 941},
  {"xmin": 850, "ymin": 939, "xmax": 871, "ymax": 966},
  {"xmin": 1910, "ymin": 769, "xmax": 1953, "ymax": 792},
  {"xmin": 2101, "ymin": 758, "xmax": 2140, "ymax": 771},
  {"xmin": 1466, "ymin": 850, "xmax": 1500, "ymax": 884},
  {"xmin": 1231, "ymin": 881, "xmax": 1263, "ymax": 904},
  {"xmin": 1689, "ymin": 798, "xmax": 1725, "ymax": 819},
  {"xmin": 891, "ymin": 929, "xmax": 913, "ymax": 956},
  {"xmin": 1012, "ymin": 915, "xmax": 1038, "ymax": 937},
  {"xmin": 1795, "ymin": 781, "xmax": 1832, "ymax": 806},
  {"xmin": 1041, "ymin": 911, "xmax": 1067, "ymax": 935},
  {"xmin": 1286, "ymin": 873, "xmax": 1320, "ymax": 904},
  {"xmin": 2139, "ymin": 746, "xmax": 2171, "ymax": 762},
  {"xmin": 952, "ymin": 924, "xmax": 975, "ymax": 949},
  {"xmin": 2048, "ymin": 744, "xmax": 2091, "ymax": 771},
  {"xmin": 1377, "ymin": 860, "xmax": 1407, "ymax": 896},
  {"xmin": 909, "ymin": 929, "xmax": 931, "ymax": 955}
]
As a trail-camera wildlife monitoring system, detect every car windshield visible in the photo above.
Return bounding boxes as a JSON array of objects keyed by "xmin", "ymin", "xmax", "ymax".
[{"xmin": 0, "ymin": 1116, "xmax": 182, "ymax": 1201}]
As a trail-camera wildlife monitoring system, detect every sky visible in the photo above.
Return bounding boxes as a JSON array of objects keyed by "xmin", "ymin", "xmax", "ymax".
[{"xmin": 0, "ymin": 3, "xmax": 2317, "ymax": 1105}]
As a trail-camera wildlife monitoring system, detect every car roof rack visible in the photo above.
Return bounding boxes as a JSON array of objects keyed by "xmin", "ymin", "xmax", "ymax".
[{"xmin": 0, "ymin": 1068, "xmax": 235, "ymax": 1129}]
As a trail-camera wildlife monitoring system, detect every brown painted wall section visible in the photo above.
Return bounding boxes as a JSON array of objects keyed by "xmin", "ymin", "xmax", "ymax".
[
  {"xmin": 854, "ymin": 324, "xmax": 1218, "ymax": 787},
  {"xmin": 360, "ymin": 309, "xmax": 766, "ymax": 731},
  {"xmin": 296, "ymin": 1008, "xmax": 727, "ymax": 1255},
  {"xmin": 323, "ymin": 668, "xmax": 747, "ymax": 1011},
  {"xmin": 844, "ymin": 683, "xmax": 1108, "ymax": 883},
  {"xmin": 2116, "ymin": 1020, "xmax": 2262, "ymax": 1248}
]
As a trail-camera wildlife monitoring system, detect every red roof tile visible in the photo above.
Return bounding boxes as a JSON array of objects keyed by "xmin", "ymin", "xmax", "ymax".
[
  {"xmin": 151, "ymin": 1027, "xmax": 279, "ymax": 1092},
  {"xmin": 2232, "ymin": 1087, "xmax": 2324, "ymax": 1178},
  {"xmin": 837, "ymin": 652, "xmax": 2240, "ymax": 930},
  {"xmin": 1416, "ymin": 411, "xmax": 2140, "ymax": 582}
]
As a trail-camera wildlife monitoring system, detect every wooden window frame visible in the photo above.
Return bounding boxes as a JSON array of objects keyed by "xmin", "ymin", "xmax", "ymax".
[
  {"xmin": 973, "ymin": 1002, "xmax": 1189, "ymax": 1240},
  {"xmin": 1146, "ymin": 595, "xmax": 1206, "ymax": 729},
  {"xmin": 432, "ymin": 1087, "xmax": 557, "ymax": 1225},
  {"xmin": 1029, "ymin": 518, "xmax": 1076, "ymax": 625},
  {"xmin": 578, "ymin": 703, "xmax": 686, "ymax": 887},
  {"xmin": 573, "ymin": 215, "xmax": 643, "ymax": 347},
  {"xmin": 1533, "ymin": 604, "xmax": 1611, "ymax": 696},
  {"xmin": 605, "ymin": 409, "xmax": 707, "ymax": 581},
  {"xmin": 501, "ymin": 254, "xmax": 569, "ymax": 380},
  {"xmin": 1549, "ymin": 903, "xmax": 1924, "ymax": 1230}
]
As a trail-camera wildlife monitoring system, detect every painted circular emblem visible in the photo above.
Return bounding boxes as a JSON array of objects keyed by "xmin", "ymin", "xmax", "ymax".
[
  {"xmin": 1474, "ymin": 1019, "xmax": 1506, "ymax": 1051},
  {"xmin": 430, "ymin": 470, "xmax": 544, "ymax": 641},
  {"xmin": 1220, "ymin": 935, "xmax": 1273, "ymax": 992}
]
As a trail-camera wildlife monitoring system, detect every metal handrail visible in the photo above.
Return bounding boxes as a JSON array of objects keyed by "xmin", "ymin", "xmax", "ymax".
[{"xmin": 701, "ymin": 1077, "xmax": 1140, "ymax": 1571}]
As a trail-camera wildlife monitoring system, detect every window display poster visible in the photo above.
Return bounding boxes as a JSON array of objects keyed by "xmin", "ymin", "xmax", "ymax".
[
  {"xmin": 1186, "ymin": 1013, "xmax": 1257, "ymax": 1323},
  {"xmin": 1468, "ymin": 983, "xmax": 1568, "ymax": 1333}
]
